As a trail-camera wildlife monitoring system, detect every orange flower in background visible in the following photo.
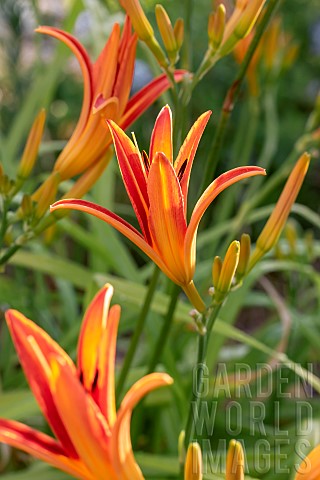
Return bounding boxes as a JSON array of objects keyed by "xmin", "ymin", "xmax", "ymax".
[
  {"xmin": 0, "ymin": 285, "xmax": 172, "ymax": 479},
  {"xmin": 51, "ymin": 105, "xmax": 265, "ymax": 311},
  {"xmin": 37, "ymin": 18, "xmax": 185, "ymax": 181},
  {"xmin": 295, "ymin": 445, "xmax": 320, "ymax": 480}
]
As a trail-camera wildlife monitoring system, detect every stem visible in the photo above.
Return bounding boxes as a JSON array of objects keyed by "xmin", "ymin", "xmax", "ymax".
[
  {"xmin": 200, "ymin": 0, "xmax": 281, "ymax": 193},
  {"xmin": 116, "ymin": 266, "xmax": 160, "ymax": 397},
  {"xmin": 184, "ymin": 303, "xmax": 222, "ymax": 449},
  {"xmin": 147, "ymin": 284, "xmax": 180, "ymax": 373},
  {"xmin": 0, "ymin": 244, "xmax": 21, "ymax": 266}
]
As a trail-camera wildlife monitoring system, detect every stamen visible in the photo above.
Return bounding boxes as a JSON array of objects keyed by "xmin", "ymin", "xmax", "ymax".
[
  {"xmin": 142, "ymin": 150, "xmax": 150, "ymax": 171},
  {"xmin": 177, "ymin": 159, "xmax": 188, "ymax": 182}
]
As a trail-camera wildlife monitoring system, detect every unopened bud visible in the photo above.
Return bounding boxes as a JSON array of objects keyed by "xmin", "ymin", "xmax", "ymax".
[
  {"xmin": 173, "ymin": 18, "xmax": 184, "ymax": 50},
  {"xmin": 178, "ymin": 430, "xmax": 186, "ymax": 465},
  {"xmin": 0, "ymin": 174, "xmax": 14, "ymax": 196},
  {"xmin": 249, "ymin": 152, "xmax": 310, "ymax": 270},
  {"xmin": 212, "ymin": 255, "xmax": 222, "ymax": 289},
  {"xmin": 236, "ymin": 233, "xmax": 251, "ymax": 279},
  {"xmin": 184, "ymin": 442, "xmax": 202, "ymax": 480},
  {"xmin": 214, "ymin": 241, "xmax": 240, "ymax": 304},
  {"xmin": 155, "ymin": 5, "xmax": 177, "ymax": 64},
  {"xmin": 234, "ymin": 0, "xmax": 265, "ymax": 39},
  {"xmin": 32, "ymin": 172, "xmax": 60, "ymax": 220},
  {"xmin": 20, "ymin": 194, "xmax": 34, "ymax": 219},
  {"xmin": 120, "ymin": 0, "xmax": 154, "ymax": 41},
  {"xmin": 18, "ymin": 109, "xmax": 46, "ymax": 180},
  {"xmin": 226, "ymin": 440, "xmax": 245, "ymax": 480},
  {"xmin": 120, "ymin": 0, "xmax": 167, "ymax": 67},
  {"xmin": 208, "ymin": 4, "xmax": 226, "ymax": 51}
]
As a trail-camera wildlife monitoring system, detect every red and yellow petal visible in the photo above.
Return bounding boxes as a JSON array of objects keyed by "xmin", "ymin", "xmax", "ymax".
[
  {"xmin": 184, "ymin": 166, "xmax": 266, "ymax": 279},
  {"xmin": 0, "ymin": 419, "xmax": 91, "ymax": 479},
  {"xmin": 36, "ymin": 27, "xmax": 93, "ymax": 137},
  {"xmin": 119, "ymin": 70, "xmax": 186, "ymax": 131},
  {"xmin": 113, "ymin": 33, "xmax": 138, "ymax": 116},
  {"xmin": 149, "ymin": 105, "xmax": 173, "ymax": 164},
  {"xmin": 77, "ymin": 285, "xmax": 113, "ymax": 392},
  {"xmin": 148, "ymin": 152, "xmax": 188, "ymax": 285},
  {"xmin": 50, "ymin": 357, "xmax": 116, "ymax": 480},
  {"xmin": 113, "ymin": 373, "xmax": 173, "ymax": 480},
  {"xmin": 5, "ymin": 310, "xmax": 78, "ymax": 457},
  {"xmin": 50, "ymin": 199, "xmax": 171, "ymax": 278},
  {"xmin": 295, "ymin": 445, "xmax": 320, "ymax": 480},
  {"xmin": 174, "ymin": 110, "xmax": 212, "ymax": 209},
  {"xmin": 93, "ymin": 23, "xmax": 121, "ymax": 99},
  {"xmin": 106, "ymin": 120, "xmax": 150, "ymax": 241}
]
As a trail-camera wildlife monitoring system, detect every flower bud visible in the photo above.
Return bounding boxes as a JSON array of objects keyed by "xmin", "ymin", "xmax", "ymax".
[
  {"xmin": 234, "ymin": 0, "xmax": 265, "ymax": 39},
  {"xmin": 120, "ymin": 0, "xmax": 154, "ymax": 42},
  {"xmin": 184, "ymin": 442, "xmax": 202, "ymax": 480},
  {"xmin": 214, "ymin": 241, "xmax": 240, "ymax": 304},
  {"xmin": 249, "ymin": 152, "xmax": 310, "ymax": 270},
  {"xmin": 173, "ymin": 18, "xmax": 184, "ymax": 50},
  {"xmin": 18, "ymin": 109, "xmax": 46, "ymax": 180},
  {"xmin": 208, "ymin": 4, "xmax": 226, "ymax": 51},
  {"xmin": 120, "ymin": 0, "xmax": 167, "ymax": 67},
  {"xmin": 236, "ymin": 233, "xmax": 251, "ymax": 279},
  {"xmin": 20, "ymin": 194, "xmax": 34, "ymax": 219},
  {"xmin": 212, "ymin": 255, "xmax": 222, "ymax": 289},
  {"xmin": 226, "ymin": 440, "xmax": 245, "ymax": 480},
  {"xmin": 178, "ymin": 430, "xmax": 186, "ymax": 465},
  {"xmin": 155, "ymin": 4, "xmax": 177, "ymax": 64}
]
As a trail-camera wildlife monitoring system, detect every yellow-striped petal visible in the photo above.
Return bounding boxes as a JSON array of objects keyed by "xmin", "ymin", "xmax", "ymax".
[
  {"xmin": 184, "ymin": 166, "xmax": 265, "ymax": 280},
  {"xmin": 149, "ymin": 105, "xmax": 173, "ymax": 164},
  {"xmin": 50, "ymin": 356, "xmax": 115, "ymax": 480},
  {"xmin": 148, "ymin": 152, "xmax": 188, "ymax": 285}
]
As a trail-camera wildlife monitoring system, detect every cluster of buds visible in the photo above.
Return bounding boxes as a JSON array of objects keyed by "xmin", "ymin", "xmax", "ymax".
[
  {"xmin": 184, "ymin": 439, "xmax": 245, "ymax": 480},
  {"xmin": 194, "ymin": 0, "xmax": 266, "ymax": 82},
  {"xmin": 209, "ymin": 152, "xmax": 310, "ymax": 304},
  {"xmin": 120, "ymin": 0, "xmax": 184, "ymax": 70},
  {"xmin": 233, "ymin": 16, "xmax": 299, "ymax": 96}
]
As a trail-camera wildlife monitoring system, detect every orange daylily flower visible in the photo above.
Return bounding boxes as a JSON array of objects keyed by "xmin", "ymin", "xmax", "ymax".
[
  {"xmin": 295, "ymin": 445, "xmax": 320, "ymax": 480},
  {"xmin": 37, "ymin": 19, "xmax": 185, "ymax": 181},
  {"xmin": 0, "ymin": 285, "xmax": 172, "ymax": 479},
  {"xmin": 51, "ymin": 105, "xmax": 265, "ymax": 311}
]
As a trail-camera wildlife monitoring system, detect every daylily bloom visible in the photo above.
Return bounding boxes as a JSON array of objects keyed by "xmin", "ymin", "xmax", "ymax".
[
  {"xmin": 295, "ymin": 445, "xmax": 320, "ymax": 480},
  {"xmin": 0, "ymin": 284, "xmax": 172, "ymax": 479},
  {"xmin": 51, "ymin": 106, "xmax": 265, "ymax": 312},
  {"xmin": 37, "ymin": 19, "xmax": 185, "ymax": 181}
]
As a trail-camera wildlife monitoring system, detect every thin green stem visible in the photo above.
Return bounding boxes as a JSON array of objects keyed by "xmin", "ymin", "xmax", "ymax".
[
  {"xmin": 0, "ymin": 244, "xmax": 21, "ymax": 266},
  {"xmin": 200, "ymin": 0, "xmax": 281, "ymax": 193},
  {"xmin": 184, "ymin": 303, "xmax": 222, "ymax": 449},
  {"xmin": 116, "ymin": 266, "xmax": 160, "ymax": 398},
  {"xmin": 147, "ymin": 284, "xmax": 180, "ymax": 373}
]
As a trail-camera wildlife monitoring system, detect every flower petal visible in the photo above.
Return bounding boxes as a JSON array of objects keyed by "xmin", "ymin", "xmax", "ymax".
[
  {"xmin": 113, "ymin": 373, "xmax": 173, "ymax": 480},
  {"xmin": 50, "ymin": 199, "xmax": 171, "ymax": 277},
  {"xmin": 149, "ymin": 105, "xmax": 173, "ymax": 164},
  {"xmin": 174, "ymin": 110, "xmax": 211, "ymax": 210},
  {"xmin": 113, "ymin": 27, "xmax": 138, "ymax": 116},
  {"xmin": 92, "ymin": 23, "xmax": 120, "ymax": 99},
  {"xmin": 295, "ymin": 445, "xmax": 320, "ymax": 480},
  {"xmin": 5, "ymin": 310, "xmax": 78, "ymax": 458},
  {"xmin": 0, "ymin": 419, "xmax": 91, "ymax": 479},
  {"xmin": 148, "ymin": 152, "xmax": 188, "ymax": 285},
  {"xmin": 50, "ymin": 357, "xmax": 116, "ymax": 480},
  {"xmin": 184, "ymin": 166, "xmax": 266, "ymax": 279},
  {"xmin": 106, "ymin": 120, "xmax": 150, "ymax": 241},
  {"xmin": 119, "ymin": 70, "xmax": 186, "ymax": 131},
  {"xmin": 77, "ymin": 284, "xmax": 119, "ymax": 426},
  {"xmin": 36, "ymin": 27, "xmax": 93, "ymax": 138}
]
